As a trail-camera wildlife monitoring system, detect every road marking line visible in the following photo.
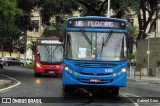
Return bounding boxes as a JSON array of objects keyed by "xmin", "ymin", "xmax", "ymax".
[
  {"xmin": 120, "ymin": 92, "xmax": 140, "ymax": 97},
  {"xmin": 120, "ymin": 92, "xmax": 140, "ymax": 106},
  {"xmin": 0, "ymin": 74, "xmax": 21, "ymax": 92}
]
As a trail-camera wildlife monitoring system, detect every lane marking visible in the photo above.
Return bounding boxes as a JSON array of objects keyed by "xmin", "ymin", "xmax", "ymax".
[
  {"xmin": 0, "ymin": 74, "xmax": 21, "ymax": 92},
  {"xmin": 120, "ymin": 92, "xmax": 140, "ymax": 106},
  {"xmin": 120, "ymin": 92, "xmax": 140, "ymax": 97}
]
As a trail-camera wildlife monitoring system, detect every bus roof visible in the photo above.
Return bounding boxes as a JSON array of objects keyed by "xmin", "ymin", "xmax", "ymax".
[{"xmin": 36, "ymin": 37, "xmax": 59, "ymax": 40}]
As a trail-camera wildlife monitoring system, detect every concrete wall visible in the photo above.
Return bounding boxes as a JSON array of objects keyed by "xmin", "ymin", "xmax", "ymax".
[{"xmin": 137, "ymin": 38, "xmax": 160, "ymax": 76}]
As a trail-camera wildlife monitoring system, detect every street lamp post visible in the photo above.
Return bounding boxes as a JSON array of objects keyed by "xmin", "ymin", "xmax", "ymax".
[
  {"xmin": 108, "ymin": 0, "xmax": 111, "ymax": 18},
  {"xmin": 147, "ymin": 37, "xmax": 150, "ymax": 77}
]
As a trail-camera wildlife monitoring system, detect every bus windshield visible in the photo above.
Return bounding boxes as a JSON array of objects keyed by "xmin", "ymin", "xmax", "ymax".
[
  {"xmin": 37, "ymin": 44, "xmax": 63, "ymax": 63},
  {"xmin": 65, "ymin": 31, "xmax": 127, "ymax": 61}
]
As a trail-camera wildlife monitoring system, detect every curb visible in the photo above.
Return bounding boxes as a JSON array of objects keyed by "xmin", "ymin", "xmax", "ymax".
[
  {"xmin": 128, "ymin": 78, "xmax": 160, "ymax": 84},
  {"xmin": 0, "ymin": 74, "xmax": 20, "ymax": 91},
  {"xmin": 0, "ymin": 79, "xmax": 12, "ymax": 89}
]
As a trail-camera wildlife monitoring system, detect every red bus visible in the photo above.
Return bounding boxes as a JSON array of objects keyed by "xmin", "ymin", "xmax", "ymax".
[{"xmin": 34, "ymin": 37, "xmax": 63, "ymax": 77}]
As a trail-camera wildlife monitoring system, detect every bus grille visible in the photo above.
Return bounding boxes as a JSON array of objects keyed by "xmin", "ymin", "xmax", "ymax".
[
  {"xmin": 74, "ymin": 62, "xmax": 117, "ymax": 68},
  {"xmin": 79, "ymin": 72, "xmax": 112, "ymax": 76}
]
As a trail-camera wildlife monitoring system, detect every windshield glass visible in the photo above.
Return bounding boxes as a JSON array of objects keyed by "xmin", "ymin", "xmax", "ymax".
[
  {"xmin": 65, "ymin": 32, "xmax": 127, "ymax": 61},
  {"xmin": 37, "ymin": 45, "xmax": 63, "ymax": 63}
]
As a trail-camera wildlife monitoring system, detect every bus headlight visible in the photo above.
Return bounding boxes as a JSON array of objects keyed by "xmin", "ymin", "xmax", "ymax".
[
  {"xmin": 69, "ymin": 70, "xmax": 72, "ymax": 74},
  {"xmin": 122, "ymin": 68, "xmax": 127, "ymax": 73},
  {"xmin": 113, "ymin": 73, "xmax": 116, "ymax": 77},
  {"xmin": 118, "ymin": 71, "xmax": 122, "ymax": 75},
  {"xmin": 36, "ymin": 62, "xmax": 41, "ymax": 68},
  {"xmin": 65, "ymin": 67, "xmax": 69, "ymax": 71},
  {"xmin": 74, "ymin": 72, "xmax": 78, "ymax": 76}
]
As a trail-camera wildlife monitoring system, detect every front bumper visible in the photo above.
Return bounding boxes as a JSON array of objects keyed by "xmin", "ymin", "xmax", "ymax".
[{"xmin": 62, "ymin": 71, "xmax": 127, "ymax": 87}]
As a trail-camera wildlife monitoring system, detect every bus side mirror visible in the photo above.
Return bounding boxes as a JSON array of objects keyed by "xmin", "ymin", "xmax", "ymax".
[
  {"xmin": 59, "ymin": 36, "xmax": 63, "ymax": 42},
  {"xmin": 59, "ymin": 29, "xmax": 66, "ymax": 42},
  {"xmin": 59, "ymin": 33, "xmax": 64, "ymax": 42}
]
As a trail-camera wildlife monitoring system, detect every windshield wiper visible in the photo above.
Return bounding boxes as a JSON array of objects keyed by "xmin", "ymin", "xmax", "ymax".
[
  {"xmin": 101, "ymin": 31, "xmax": 113, "ymax": 53},
  {"xmin": 101, "ymin": 37, "xmax": 104, "ymax": 53},
  {"xmin": 80, "ymin": 29, "xmax": 92, "ymax": 45},
  {"xmin": 103, "ymin": 31, "xmax": 113, "ymax": 46},
  {"xmin": 52, "ymin": 46, "xmax": 59, "ymax": 55},
  {"xmin": 44, "ymin": 45, "xmax": 50, "ymax": 54}
]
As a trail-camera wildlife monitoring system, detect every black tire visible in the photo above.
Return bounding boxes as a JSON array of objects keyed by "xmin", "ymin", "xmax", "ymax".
[{"xmin": 112, "ymin": 87, "xmax": 119, "ymax": 96}]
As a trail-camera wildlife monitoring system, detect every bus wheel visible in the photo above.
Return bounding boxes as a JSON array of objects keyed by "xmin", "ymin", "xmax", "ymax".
[
  {"xmin": 112, "ymin": 87, "xmax": 119, "ymax": 96},
  {"xmin": 34, "ymin": 72, "xmax": 41, "ymax": 77}
]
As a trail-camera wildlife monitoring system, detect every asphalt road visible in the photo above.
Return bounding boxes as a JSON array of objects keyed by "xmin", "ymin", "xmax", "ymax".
[{"xmin": 0, "ymin": 66, "xmax": 160, "ymax": 106}]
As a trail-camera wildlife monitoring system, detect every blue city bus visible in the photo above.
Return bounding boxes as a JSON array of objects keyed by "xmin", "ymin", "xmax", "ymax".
[{"xmin": 61, "ymin": 16, "xmax": 128, "ymax": 96}]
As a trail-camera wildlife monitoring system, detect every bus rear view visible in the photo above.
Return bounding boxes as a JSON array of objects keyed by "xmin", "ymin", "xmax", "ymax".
[{"xmin": 34, "ymin": 37, "xmax": 63, "ymax": 77}]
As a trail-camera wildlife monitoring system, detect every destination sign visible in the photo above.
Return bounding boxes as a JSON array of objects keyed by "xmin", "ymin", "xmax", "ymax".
[
  {"xmin": 67, "ymin": 19, "xmax": 126, "ymax": 29},
  {"xmin": 38, "ymin": 40, "xmax": 61, "ymax": 44}
]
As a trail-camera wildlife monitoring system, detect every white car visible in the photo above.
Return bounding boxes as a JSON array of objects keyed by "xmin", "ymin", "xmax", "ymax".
[{"xmin": 20, "ymin": 57, "xmax": 33, "ymax": 64}]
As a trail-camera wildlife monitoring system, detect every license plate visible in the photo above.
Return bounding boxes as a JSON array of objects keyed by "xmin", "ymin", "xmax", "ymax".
[
  {"xmin": 49, "ymin": 71, "xmax": 54, "ymax": 74},
  {"xmin": 90, "ymin": 78, "xmax": 100, "ymax": 82}
]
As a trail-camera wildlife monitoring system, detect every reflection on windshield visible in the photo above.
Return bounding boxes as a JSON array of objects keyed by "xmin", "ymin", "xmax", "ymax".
[
  {"xmin": 37, "ymin": 45, "xmax": 63, "ymax": 63},
  {"xmin": 65, "ymin": 32, "xmax": 127, "ymax": 61}
]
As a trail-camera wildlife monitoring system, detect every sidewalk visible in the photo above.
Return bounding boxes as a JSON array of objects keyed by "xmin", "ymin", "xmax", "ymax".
[{"xmin": 128, "ymin": 75, "xmax": 160, "ymax": 84}]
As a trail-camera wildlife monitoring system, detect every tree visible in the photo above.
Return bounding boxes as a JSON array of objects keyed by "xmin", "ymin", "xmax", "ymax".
[
  {"xmin": 16, "ymin": 0, "xmax": 37, "ymax": 65},
  {"xmin": 27, "ymin": 39, "xmax": 35, "ymax": 60},
  {"xmin": 128, "ymin": 24, "xmax": 139, "ymax": 53},
  {"xmin": 77, "ymin": 0, "xmax": 108, "ymax": 16},
  {"xmin": 78, "ymin": 0, "xmax": 160, "ymax": 40},
  {"xmin": 42, "ymin": 23, "xmax": 65, "ymax": 37},
  {"xmin": 0, "ymin": 0, "xmax": 23, "ymax": 56},
  {"xmin": 36, "ymin": 0, "xmax": 79, "ymax": 25},
  {"xmin": 35, "ymin": 0, "xmax": 78, "ymax": 37},
  {"xmin": 135, "ymin": 0, "xmax": 160, "ymax": 40},
  {"xmin": 76, "ymin": 0, "xmax": 134, "ymax": 18}
]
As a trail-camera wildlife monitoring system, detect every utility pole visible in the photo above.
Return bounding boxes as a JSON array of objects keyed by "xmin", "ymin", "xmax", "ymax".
[
  {"xmin": 147, "ymin": 34, "xmax": 151, "ymax": 77},
  {"xmin": 107, "ymin": 0, "xmax": 111, "ymax": 18},
  {"xmin": 24, "ymin": 31, "xmax": 27, "ymax": 66}
]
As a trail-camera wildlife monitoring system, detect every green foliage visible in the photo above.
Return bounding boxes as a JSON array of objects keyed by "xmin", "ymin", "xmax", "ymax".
[
  {"xmin": 16, "ymin": 0, "xmax": 35, "ymax": 31},
  {"xmin": 42, "ymin": 23, "xmax": 65, "ymax": 37},
  {"xmin": 128, "ymin": 23, "xmax": 139, "ymax": 39},
  {"xmin": 0, "ymin": 0, "xmax": 23, "ymax": 20},
  {"xmin": 27, "ymin": 39, "xmax": 35, "ymax": 52},
  {"xmin": 23, "ymin": 64, "xmax": 34, "ymax": 69},
  {"xmin": 128, "ymin": 52, "xmax": 137, "ymax": 61},
  {"xmin": 78, "ymin": 0, "xmax": 108, "ymax": 16},
  {"xmin": 0, "ymin": 0, "xmax": 37, "ymax": 54},
  {"xmin": 128, "ymin": 51, "xmax": 137, "ymax": 66},
  {"xmin": 0, "ymin": 83, "xmax": 5, "ymax": 89},
  {"xmin": 37, "ymin": 0, "xmax": 79, "ymax": 25},
  {"xmin": 136, "ymin": 62, "xmax": 147, "ymax": 69},
  {"xmin": 156, "ymin": 60, "xmax": 160, "ymax": 67},
  {"xmin": 0, "ymin": 0, "xmax": 24, "ymax": 53}
]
